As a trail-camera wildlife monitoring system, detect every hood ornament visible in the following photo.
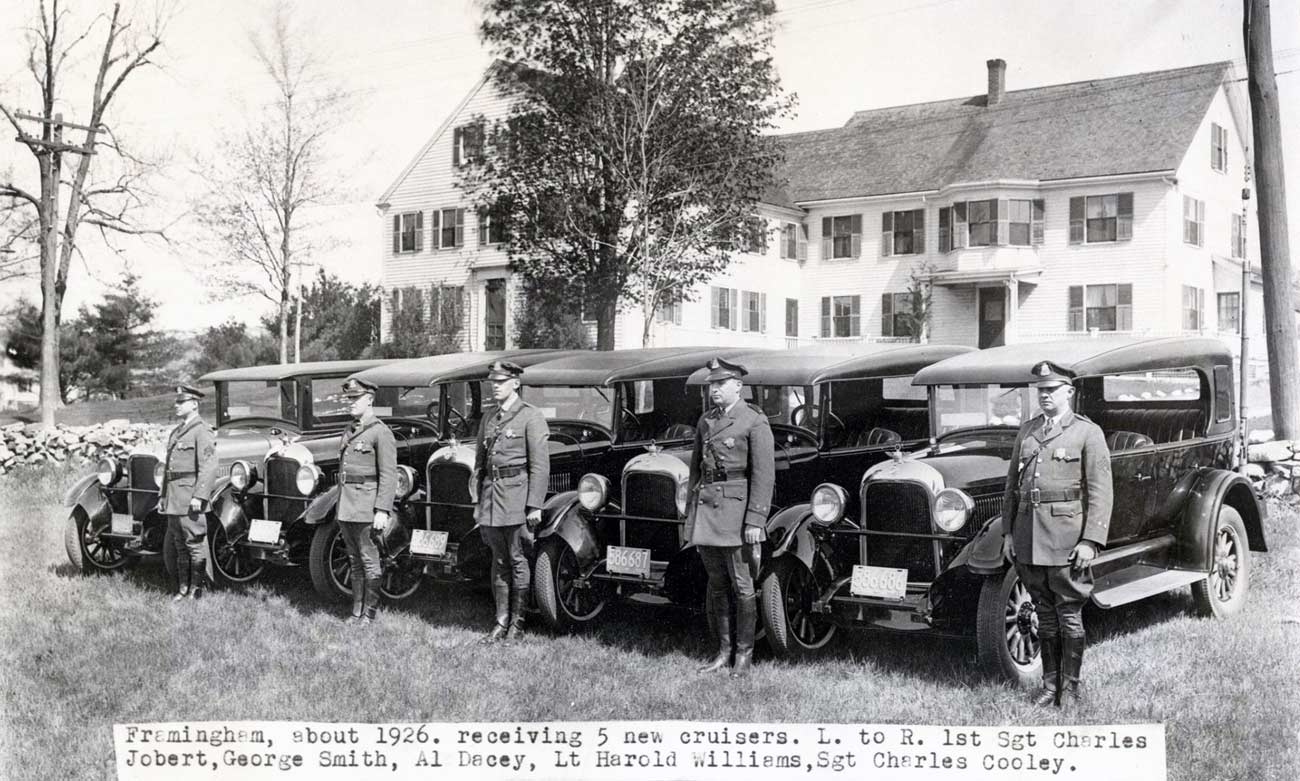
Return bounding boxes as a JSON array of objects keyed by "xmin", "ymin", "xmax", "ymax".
[{"xmin": 646, "ymin": 440, "xmax": 661, "ymax": 454}]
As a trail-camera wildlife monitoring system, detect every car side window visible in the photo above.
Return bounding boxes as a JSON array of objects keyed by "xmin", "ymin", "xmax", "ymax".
[{"xmin": 1098, "ymin": 369, "xmax": 1207, "ymax": 444}]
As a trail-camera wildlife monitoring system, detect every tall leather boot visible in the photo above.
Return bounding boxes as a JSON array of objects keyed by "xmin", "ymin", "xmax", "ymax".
[
  {"xmin": 1060, "ymin": 635, "xmax": 1086, "ymax": 707},
  {"xmin": 188, "ymin": 559, "xmax": 207, "ymax": 600},
  {"xmin": 360, "ymin": 578, "xmax": 382, "ymax": 625},
  {"xmin": 729, "ymin": 594, "xmax": 757, "ymax": 678},
  {"xmin": 1031, "ymin": 635, "xmax": 1060, "ymax": 707},
  {"xmin": 697, "ymin": 592, "xmax": 732, "ymax": 673},
  {"xmin": 173, "ymin": 560, "xmax": 190, "ymax": 601},
  {"xmin": 481, "ymin": 581, "xmax": 510, "ymax": 644},
  {"xmin": 504, "ymin": 589, "xmax": 527, "ymax": 642},
  {"xmin": 348, "ymin": 572, "xmax": 365, "ymax": 622}
]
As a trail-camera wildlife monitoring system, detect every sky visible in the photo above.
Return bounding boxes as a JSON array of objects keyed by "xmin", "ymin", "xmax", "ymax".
[{"xmin": 1, "ymin": 0, "xmax": 1298, "ymax": 333}]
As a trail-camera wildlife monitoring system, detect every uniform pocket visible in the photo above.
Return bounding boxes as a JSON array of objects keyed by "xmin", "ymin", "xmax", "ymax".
[
  {"xmin": 1050, "ymin": 501, "xmax": 1082, "ymax": 517},
  {"xmin": 721, "ymin": 483, "xmax": 749, "ymax": 505}
]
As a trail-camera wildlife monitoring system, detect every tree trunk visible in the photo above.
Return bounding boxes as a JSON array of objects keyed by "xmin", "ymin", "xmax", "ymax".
[
  {"xmin": 641, "ymin": 305, "xmax": 654, "ymax": 348},
  {"xmin": 597, "ymin": 298, "xmax": 616, "ymax": 350},
  {"xmin": 1246, "ymin": 0, "xmax": 1300, "ymax": 438},
  {"xmin": 278, "ymin": 289, "xmax": 290, "ymax": 364},
  {"xmin": 38, "ymin": 121, "xmax": 62, "ymax": 427}
]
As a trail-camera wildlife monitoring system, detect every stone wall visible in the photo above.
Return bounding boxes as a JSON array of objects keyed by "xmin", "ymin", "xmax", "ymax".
[{"xmin": 0, "ymin": 420, "xmax": 169, "ymax": 475}]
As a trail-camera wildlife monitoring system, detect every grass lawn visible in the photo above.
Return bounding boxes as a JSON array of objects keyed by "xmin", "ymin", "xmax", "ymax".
[{"xmin": 1, "ymin": 466, "xmax": 1297, "ymax": 780}]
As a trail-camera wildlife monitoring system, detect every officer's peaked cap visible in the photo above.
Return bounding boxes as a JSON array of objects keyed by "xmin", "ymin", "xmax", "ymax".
[
  {"xmin": 174, "ymin": 384, "xmax": 204, "ymax": 402},
  {"xmin": 704, "ymin": 357, "xmax": 748, "ymax": 382},
  {"xmin": 1031, "ymin": 361, "xmax": 1073, "ymax": 388},
  {"xmin": 486, "ymin": 360, "xmax": 524, "ymax": 381},
  {"xmin": 341, "ymin": 377, "xmax": 378, "ymax": 398}
]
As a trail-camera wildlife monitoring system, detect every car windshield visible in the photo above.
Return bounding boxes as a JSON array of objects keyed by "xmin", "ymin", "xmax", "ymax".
[
  {"xmin": 932, "ymin": 384, "xmax": 1036, "ymax": 435},
  {"xmin": 306, "ymin": 379, "xmax": 355, "ymax": 427},
  {"xmin": 519, "ymin": 385, "xmax": 614, "ymax": 427},
  {"xmin": 372, "ymin": 385, "xmax": 441, "ymax": 421},
  {"xmin": 220, "ymin": 380, "xmax": 297, "ymax": 424},
  {"xmin": 744, "ymin": 384, "xmax": 821, "ymax": 431}
]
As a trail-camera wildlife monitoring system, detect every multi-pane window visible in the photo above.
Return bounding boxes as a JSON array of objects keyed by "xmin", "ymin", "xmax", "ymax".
[
  {"xmin": 1211, "ymin": 123, "xmax": 1228, "ymax": 173},
  {"xmin": 711, "ymin": 286, "xmax": 738, "ymax": 330},
  {"xmin": 880, "ymin": 292, "xmax": 914, "ymax": 338},
  {"xmin": 938, "ymin": 199, "xmax": 1042, "ymax": 250},
  {"xmin": 1069, "ymin": 193, "xmax": 1133, "ymax": 243},
  {"xmin": 785, "ymin": 298, "xmax": 798, "ymax": 337},
  {"xmin": 392, "ymin": 212, "xmax": 423, "ymax": 254},
  {"xmin": 433, "ymin": 208, "xmax": 466, "ymax": 249},
  {"xmin": 1217, "ymin": 292, "xmax": 1240, "ymax": 333},
  {"xmin": 966, "ymin": 199, "xmax": 997, "ymax": 247},
  {"xmin": 453, "ymin": 123, "xmax": 483, "ymax": 167},
  {"xmin": 741, "ymin": 291, "xmax": 767, "ymax": 333},
  {"xmin": 429, "ymin": 285, "xmax": 464, "ymax": 332},
  {"xmin": 1067, "ymin": 283, "xmax": 1133, "ymax": 331},
  {"xmin": 1183, "ymin": 196, "xmax": 1205, "ymax": 246},
  {"xmin": 655, "ymin": 299, "xmax": 683, "ymax": 325},
  {"xmin": 1182, "ymin": 285, "xmax": 1205, "ymax": 330},
  {"xmin": 821, "ymin": 214, "xmax": 862, "ymax": 259},
  {"xmin": 881, "ymin": 209, "xmax": 925, "ymax": 256},
  {"xmin": 819, "ymin": 295, "xmax": 860, "ymax": 337},
  {"xmin": 1007, "ymin": 199, "xmax": 1042, "ymax": 246},
  {"xmin": 1230, "ymin": 213, "xmax": 1246, "ymax": 259},
  {"xmin": 740, "ymin": 217, "xmax": 768, "ymax": 254},
  {"xmin": 478, "ymin": 206, "xmax": 508, "ymax": 246},
  {"xmin": 780, "ymin": 223, "xmax": 806, "ymax": 261}
]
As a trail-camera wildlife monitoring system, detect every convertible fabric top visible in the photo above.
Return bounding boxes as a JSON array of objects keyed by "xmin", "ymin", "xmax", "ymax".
[
  {"xmin": 199, "ymin": 359, "xmax": 395, "ymax": 384},
  {"xmin": 349, "ymin": 349, "xmax": 577, "ymax": 387},
  {"xmin": 686, "ymin": 344, "xmax": 972, "ymax": 386}
]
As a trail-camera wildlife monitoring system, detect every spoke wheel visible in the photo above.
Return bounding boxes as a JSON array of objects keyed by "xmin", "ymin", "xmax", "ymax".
[
  {"xmin": 65, "ymin": 512, "xmax": 131, "ymax": 572},
  {"xmin": 761, "ymin": 557, "xmax": 837, "ymax": 657},
  {"xmin": 308, "ymin": 521, "xmax": 351, "ymax": 601},
  {"xmin": 380, "ymin": 552, "xmax": 423, "ymax": 601},
  {"xmin": 534, "ymin": 538, "xmax": 606, "ymax": 631},
  {"xmin": 976, "ymin": 568, "xmax": 1041, "ymax": 687},
  {"xmin": 1192, "ymin": 506, "xmax": 1250, "ymax": 619},
  {"xmin": 209, "ymin": 521, "xmax": 265, "ymax": 585}
]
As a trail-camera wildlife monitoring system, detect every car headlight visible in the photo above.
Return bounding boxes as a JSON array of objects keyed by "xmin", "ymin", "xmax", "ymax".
[
  {"xmin": 810, "ymin": 483, "xmax": 847, "ymax": 525},
  {"xmin": 396, "ymin": 465, "xmax": 417, "ymax": 500},
  {"xmin": 295, "ymin": 464, "xmax": 320, "ymax": 496},
  {"xmin": 95, "ymin": 457, "xmax": 120, "ymax": 486},
  {"xmin": 577, "ymin": 473, "xmax": 609, "ymax": 512},
  {"xmin": 229, "ymin": 460, "xmax": 254, "ymax": 491},
  {"xmin": 675, "ymin": 480, "xmax": 689, "ymax": 517},
  {"xmin": 933, "ymin": 488, "xmax": 974, "ymax": 532},
  {"xmin": 153, "ymin": 461, "xmax": 165, "ymax": 488}
]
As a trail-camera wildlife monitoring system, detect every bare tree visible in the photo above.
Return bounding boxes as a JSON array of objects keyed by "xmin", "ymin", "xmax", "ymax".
[
  {"xmin": 1, "ymin": 0, "xmax": 168, "ymax": 426},
  {"xmin": 193, "ymin": 0, "xmax": 348, "ymax": 364}
]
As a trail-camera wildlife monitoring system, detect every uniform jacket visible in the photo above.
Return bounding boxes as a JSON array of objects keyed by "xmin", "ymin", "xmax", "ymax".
[
  {"xmin": 1003, "ymin": 409, "xmax": 1113, "ymax": 566},
  {"xmin": 159, "ymin": 415, "xmax": 218, "ymax": 516},
  {"xmin": 473, "ymin": 397, "xmax": 550, "ymax": 528},
  {"xmin": 687, "ymin": 400, "xmax": 775, "ymax": 547},
  {"xmin": 336, "ymin": 412, "xmax": 398, "ymax": 524}
]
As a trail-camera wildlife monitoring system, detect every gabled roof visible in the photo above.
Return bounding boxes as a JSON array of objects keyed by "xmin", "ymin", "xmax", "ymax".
[
  {"xmin": 352, "ymin": 349, "xmax": 579, "ymax": 387},
  {"xmin": 198, "ymin": 359, "xmax": 395, "ymax": 384},
  {"xmin": 774, "ymin": 62, "xmax": 1229, "ymax": 204},
  {"xmin": 912, "ymin": 337, "xmax": 1233, "ymax": 386},
  {"xmin": 686, "ymin": 344, "xmax": 972, "ymax": 386},
  {"xmin": 522, "ymin": 347, "xmax": 754, "ymax": 386}
]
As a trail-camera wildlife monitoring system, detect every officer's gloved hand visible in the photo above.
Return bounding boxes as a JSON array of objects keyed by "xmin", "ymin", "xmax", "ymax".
[
  {"xmin": 372, "ymin": 511, "xmax": 390, "ymax": 533},
  {"xmin": 743, "ymin": 526, "xmax": 762, "ymax": 545},
  {"xmin": 1069, "ymin": 541, "xmax": 1097, "ymax": 573},
  {"xmin": 525, "ymin": 508, "xmax": 542, "ymax": 531},
  {"xmin": 189, "ymin": 498, "xmax": 204, "ymax": 514}
]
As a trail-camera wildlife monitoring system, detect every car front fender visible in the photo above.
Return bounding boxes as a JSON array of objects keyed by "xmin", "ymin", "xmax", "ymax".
[
  {"xmin": 304, "ymin": 485, "xmax": 342, "ymax": 526},
  {"xmin": 63, "ymin": 473, "xmax": 103, "ymax": 509},
  {"xmin": 538, "ymin": 494, "xmax": 600, "ymax": 568},
  {"xmin": 211, "ymin": 486, "xmax": 251, "ymax": 536},
  {"xmin": 1176, "ymin": 468, "xmax": 1268, "ymax": 570},
  {"xmin": 957, "ymin": 516, "xmax": 1008, "ymax": 576},
  {"xmin": 766, "ymin": 503, "xmax": 817, "ymax": 572}
]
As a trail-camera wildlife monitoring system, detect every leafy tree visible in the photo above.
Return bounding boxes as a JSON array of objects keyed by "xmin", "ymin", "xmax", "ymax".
[
  {"xmin": 511, "ymin": 277, "xmax": 592, "ymax": 349},
  {"xmin": 65, "ymin": 271, "xmax": 171, "ymax": 398},
  {"xmin": 904, "ymin": 258, "xmax": 936, "ymax": 343},
  {"xmin": 191, "ymin": 320, "xmax": 277, "ymax": 378},
  {"xmin": 373, "ymin": 286, "xmax": 462, "ymax": 359},
  {"xmin": 258, "ymin": 269, "xmax": 379, "ymax": 361},
  {"xmin": 467, "ymin": 0, "xmax": 790, "ymax": 349}
]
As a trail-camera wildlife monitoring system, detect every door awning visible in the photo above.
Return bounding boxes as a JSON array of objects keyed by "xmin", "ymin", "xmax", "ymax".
[{"xmin": 929, "ymin": 267, "xmax": 1043, "ymax": 287}]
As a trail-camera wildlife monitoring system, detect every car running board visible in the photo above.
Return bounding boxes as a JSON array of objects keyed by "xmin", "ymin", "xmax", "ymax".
[{"xmin": 1091, "ymin": 564, "xmax": 1207, "ymax": 609}]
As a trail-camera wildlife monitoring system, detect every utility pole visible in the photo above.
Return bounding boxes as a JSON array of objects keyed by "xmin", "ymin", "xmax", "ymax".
[{"xmin": 1245, "ymin": 0, "xmax": 1300, "ymax": 439}]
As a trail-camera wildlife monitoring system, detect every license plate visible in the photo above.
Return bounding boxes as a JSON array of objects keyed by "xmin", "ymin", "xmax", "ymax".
[
  {"xmin": 248, "ymin": 519, "xmax": 282, "ymax": 544},
  {"xmin": 110, "ymin": 513, "xmax": 134, "ymax": 535},
  {"xmin": 850, "ymin": 565, "xmax": 908, "ymax": 599},
  {"xmin": 410, "ymin": 529, "xmax": 449, "ymax": 557},
  {"xmin": 607, "ymin": 545, "xmax": 651, "ymax": 578}
]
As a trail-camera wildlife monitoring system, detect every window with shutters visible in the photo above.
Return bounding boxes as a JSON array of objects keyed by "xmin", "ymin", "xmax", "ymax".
[
  {"xmin": 966, "ymin": 199, "xmax": 997, "ymax": 247},
  {"xmin": 1182, "ymin": 196, "xmax": 1205, "ymax": 247},
  {"xmin": 711, "ymin": 286, "xmax": 738, "ymax": 330},
  {"xmin": 821, "ymin": 214, "xmax": 862, "ymax": 259},
  {"xmin": 741, "ymin": 291, "xmax": 767, "ymax": 333},
  {"xmin": 881, "ymin": 209, "xmax": 925, "ymax": 256},
  {"xmin": 429, "ymin": 285, "xmax": 464, "ymax": 332},
  {"xmin": 880, "ymin": 292, "xmax": 914, "ymax": 338},
  {"xmin": 1069, "ymin": 193, "xmax": 1133, "ymax": 244},
  {"xmin": 1182, "ymin": 285, "xmax": 1205, "ymax": 330},
  {"xmin": 779, "ymin": 222, "xmax": 807, "ymax": 261},
  {"xmin": 655, "ymin": 299, "xmax": 683, "ymax": 325},
  {"xmin": 477, "ymin": 205, "xmax": 508, "ymax": 246},
  {"xmin": 1217, "ymin": 292, "xmax": 1240, "ymax": 333},
  {"xmin": 392, "ymin": 212, "xmax": 423, "ymax": 254},
  {"xmin": 819, "ymin": 295, "xmax": 860, "ymax": 337},
  {"xmin": 1067, "ymin": 283, "xmax": 1132, "ymax": 331},
  {"xmin": 1230, "ymin": 213, "xmax": 1246, "ymax": 258},
  {"xmin": 452, "ymin": 123, "xmax": 483, "ymax": 167},
  {"xmin": 436, "ymin": 207, "xmax": 466, "ymax": 249},
  {"xmin": 785, "ymin": 298, "xmax": 798, "ymax": 337},
  {"xmin": 1007, "ymin": 199, "xmax": 1038, "ymax": 246},
  {"xmin": 739, "ymin": 217, "xmax": 768, "ymax": 254},
  {"xmin": 938, "ymin": 199, "xmax": 1043, "ymax": 250},
  {"xmin": 1210, "ymin": 123, "xmax": 1228, "ymax": 173}
]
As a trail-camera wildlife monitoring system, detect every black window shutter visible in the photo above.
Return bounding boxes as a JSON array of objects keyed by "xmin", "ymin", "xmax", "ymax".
[
  {"xmin": 914, "ymin": 209, "xmax": 925, "ymax": 254},
  {"xmin": 1117, "ymin": 192, "xmax": 1133, "ymax": 241},
  {"xmin": 881, "ymin": 211, "xmax": 893, "ymax": 257},
  {"xmin": 1068, "ymin": 197, "xmax": 1084, "ymax": 244},
  {"xmin": 415, "ymin": 211, "xmax": 424, "ymax": 252},
  {"xmin": 1031, "ymin": 199, "xmax": 1045, "ymax": 245},
  {"xmin": 392, "ymin": 215, "xmax": 401, "ymax": 254},
  {"xmin": 881, "ymin": 293, "xmax": 893, "ymax": 336}
]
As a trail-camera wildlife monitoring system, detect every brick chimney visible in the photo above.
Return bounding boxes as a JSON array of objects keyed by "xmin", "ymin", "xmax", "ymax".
[{"xmin": 987, "ymin": 58, "xmax": 1006, "ymax": 105}]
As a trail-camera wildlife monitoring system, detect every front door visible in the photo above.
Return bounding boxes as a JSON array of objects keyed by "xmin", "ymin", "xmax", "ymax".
[
  {"xmin": 484, "ymin": 279, "xmax": 506, "ymax": 350},
  {"xmin": 977, "ymin": 287, "xmax": 1006, "ymax": 348}
]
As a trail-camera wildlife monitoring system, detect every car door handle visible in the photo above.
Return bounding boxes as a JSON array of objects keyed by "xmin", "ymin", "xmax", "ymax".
[{"xmin": 1134, "ymin": 472, "xmax": 1153, "ymax": 482}]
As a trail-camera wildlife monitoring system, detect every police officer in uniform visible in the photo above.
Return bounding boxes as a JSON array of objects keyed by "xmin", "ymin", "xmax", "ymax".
[
  {"xmin": 161, "ymin": 384, "xmax": 218, "ymax": 601},
  {"xmin": 337, "ymin": 377, "xmax": 398, "ymax": 625},
  {"xmin": 1002, "ymin": 361, "xmax": 1113, "ymax": 707},
  {"xmin": 688, "ymin": 358, "xmax": 774, "ymax": 678},
  {"xmin": 474, "ymin": 361, "xmax": 550, "ymax": 644}
]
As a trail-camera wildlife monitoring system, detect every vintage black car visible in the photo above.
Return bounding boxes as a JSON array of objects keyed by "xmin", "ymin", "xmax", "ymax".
[
  {"xmin": 796, "ymin": 337, "xmax": 1267, "ymax": 684},
  {"xmin": 213, "ymin": 350, "xmax": 571, "ymax": 602},
  {"xmin": 564, "ymin": 344, "xmax": 971, "ymax": 639},
  {"xmin": 62, "ymin": 359, "xmax": 394, "ymax": 578},
  {"xmin": 458, "ymin": 347, "xmax": 747, "ymax": 630}
]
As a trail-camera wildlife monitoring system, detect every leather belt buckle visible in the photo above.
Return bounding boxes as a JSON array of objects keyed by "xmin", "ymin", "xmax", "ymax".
[{"xmin": 1029, "ymin": 487, "xmax": 1041, "ymax": 505}]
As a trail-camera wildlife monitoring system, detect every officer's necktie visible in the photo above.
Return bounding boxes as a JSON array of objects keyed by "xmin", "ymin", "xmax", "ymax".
[{"xmin": 1043, "ymin": 418, "xmax": 1054, "ymax": 438}]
